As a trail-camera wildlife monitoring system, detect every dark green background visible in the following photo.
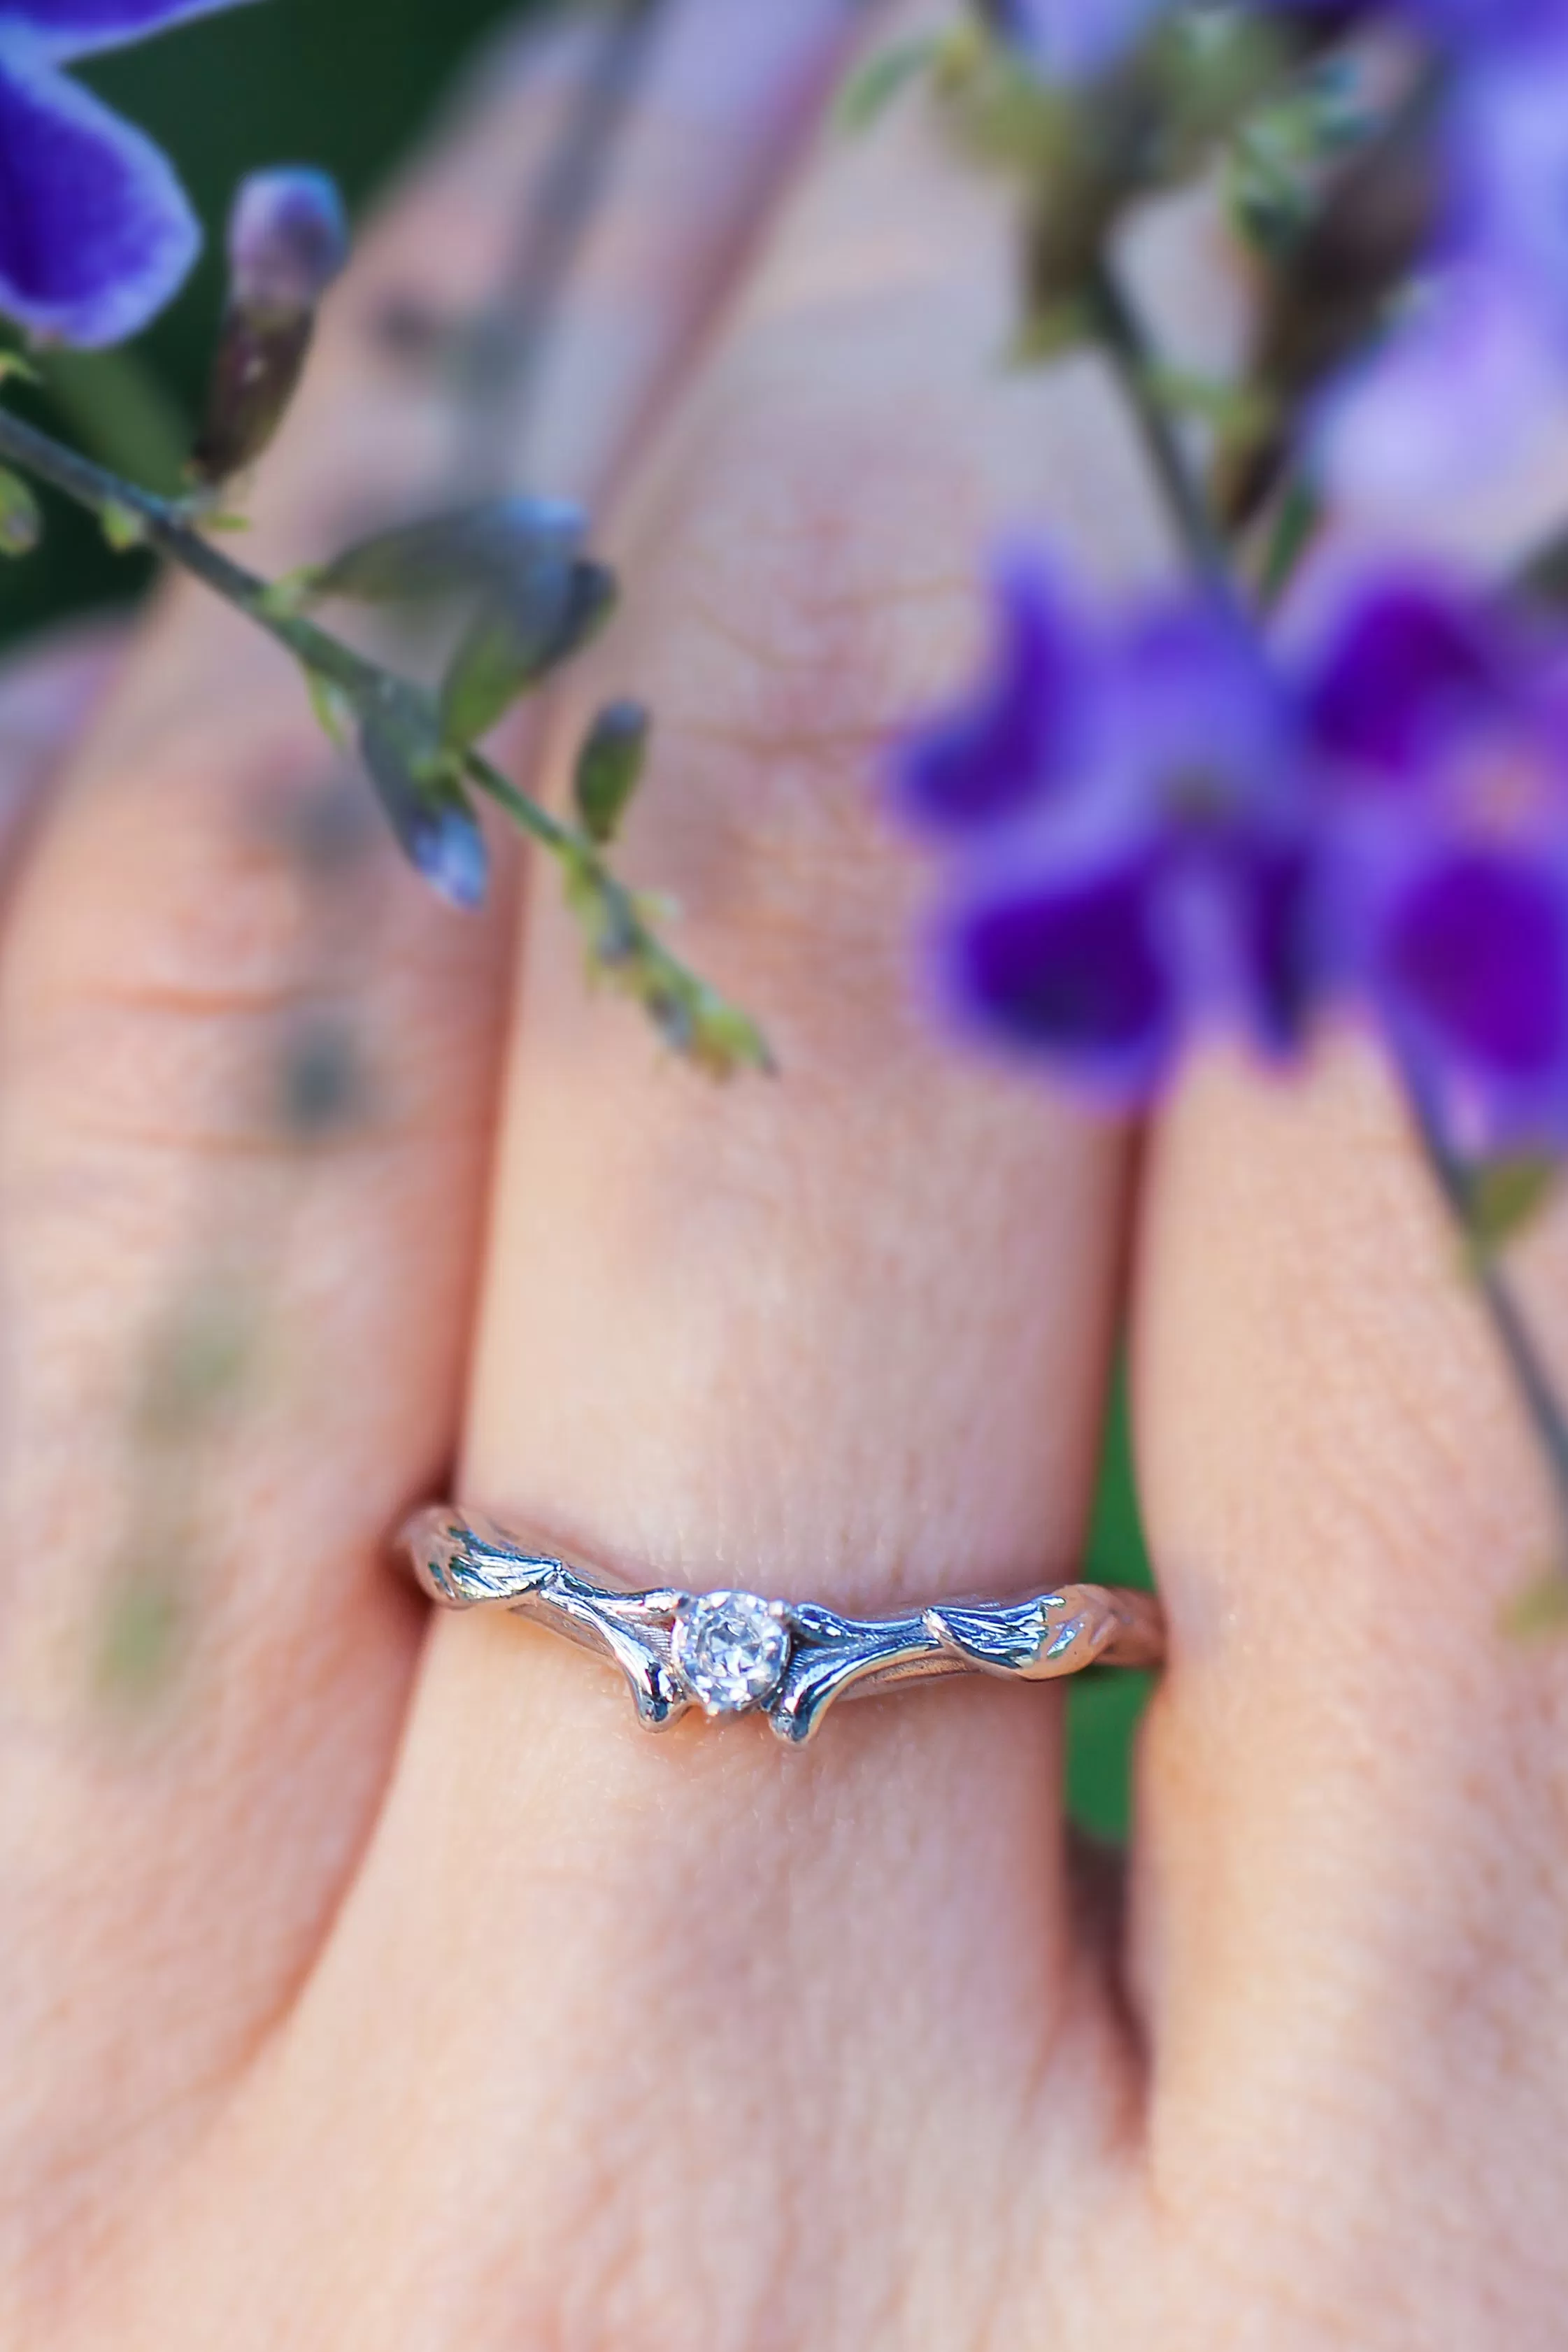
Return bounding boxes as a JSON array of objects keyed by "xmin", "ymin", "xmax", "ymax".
[
  {"xmin": 3, "ymin": 0, "xmax": 527, "ymax": 641},
  {"xmin": 2, "ymin": 0, "xmax": 1153, "ymax": 1836}
]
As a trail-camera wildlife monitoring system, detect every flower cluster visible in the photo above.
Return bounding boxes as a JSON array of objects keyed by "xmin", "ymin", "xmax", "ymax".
[
  {"xmin": 897, "ymin": 560, "xmax": 1568, "ymax": 1152},
  {"xmin": 995, "ymin": 0, "xmax": 1568, "ymax": 504}
]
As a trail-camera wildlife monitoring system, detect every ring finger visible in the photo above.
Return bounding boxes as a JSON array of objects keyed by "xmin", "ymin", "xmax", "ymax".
[{"xmin": 237, "ymin": 19, "xmax": 1171, "ymax": 2346}]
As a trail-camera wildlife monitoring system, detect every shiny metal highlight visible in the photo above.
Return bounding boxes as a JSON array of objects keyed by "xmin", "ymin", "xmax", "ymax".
[{"xmin": 401, "ymin": 1506, "xmax": 1164, "ymax": 1747}]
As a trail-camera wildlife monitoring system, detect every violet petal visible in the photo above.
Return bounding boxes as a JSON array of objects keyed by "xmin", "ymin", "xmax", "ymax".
[
  {"xmin": 948, "ymin": 858, "xmax": 1174, "ymax": 1097},
  {"xmin": 1316, "ymin": 258, "xmax": 1564, "ymax": 509},
  {"xmin": 1227, "ymin": 840, "xmax": 1320, "ymax": 1059},
  {"xmin": 1306, "ymin": 578, "xmax": 1505, "ymax": 784},
  {"xmin": 1385, "ymin": 851, "xmax": 1568, "ymax": 1086},
  {"xmin": 896, "ymin": 560, "xmax": 1087, "ymax": 833},
  {"xmin": 1, "ymin": 0, "xmax": 257, "ymax": 64},
  {"xmin": 0, "ymin": 47, "xmax": 199, "ymax": 344},
  {"xmin": 992, "ymin": 0, "xmax": 1167, "ymax": 78}
]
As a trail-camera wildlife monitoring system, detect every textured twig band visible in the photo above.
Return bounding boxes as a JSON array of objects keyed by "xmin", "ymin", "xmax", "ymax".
[{"xmin": 402, "ymin": 1508, "xmax": 1164, "ymax": 1747}]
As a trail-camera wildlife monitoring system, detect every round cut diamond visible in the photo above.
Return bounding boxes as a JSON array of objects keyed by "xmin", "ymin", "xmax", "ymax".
[{"xmin": 671, "ymin": 1590, "xmax": 790, "ymax": 1716}]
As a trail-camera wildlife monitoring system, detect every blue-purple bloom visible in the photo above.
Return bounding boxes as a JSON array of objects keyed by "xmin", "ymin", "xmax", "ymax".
[
  {"xmin": 895, "ymin": 560, "xmax": 1310, "ymax": 1102},
  {"xmin": 897, "ymin": 559, "xmax": 1568, "ymax": 1147},
  {"xmin": 1316, "ymin": 8, "xmax": 1568, "ymax": 502},
  {"xmin": 1306, "ymin": 579, "xmax": 1568, "ymax": 1148},
  {"xmin": 985, "ymin": 0, "xmax": 1169, "ymax": 80},
  {"xmin": 0, "ymin": 0, "xmax": 257, "ymax": 347},
  {"xmin": 992, "ymin": 0, "xmax": 1568, "ymax": 499},
  {"xmin": 227, "ymin": 166, "xmax": 347, "ymax": 313}
]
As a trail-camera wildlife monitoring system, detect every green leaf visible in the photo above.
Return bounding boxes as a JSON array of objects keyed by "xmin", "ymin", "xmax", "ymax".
[
  {"xmin": 1255, "ymin": 473, "xmax": 1323, "ymax": 613},
  {"xmin": 304, "ymin": 666, "xmax": 355, "ymax": 748},
  {"xmin": 1464, "ymin": 1157, "xmax": 1560, "ymax": 1257},
  {"xmin": 1139, "ymin": 364, "xmax": 1273, "ymax": 439},
  {"xmin": 355, "ymin": 675, "xmax": 487, "ymax": 908},
  {"xmin": 1004, "ymin": 294, "xmax": 1095, "ymax": 367},
  {"xmin": 573, "ymin": 700, "xmax": 649, "ymax": 844},
  {"xmin": 100, "ymin": 499, "xmax": 148, "ymax": 553},
  {"xmin": 0, "ymin": 466, "xmax": 40, "ymax": 557},
  {"xmin": 437, "ymin": 601, "xmax": 562, "ymax": 748},
  {"xmin": 1225, "ymin": 62, "xmax": 1372, "ymax": 262},
  {"xmin": 836, "ymin": 36, "xmax": 939, "ymax": 133},
  {"xmin": 438, "ymin": 558, "xmax": 618, "ymax": 748},
  {"xmin": 295, "ymin": 497, "xmax": 583, "ymax": 607}
]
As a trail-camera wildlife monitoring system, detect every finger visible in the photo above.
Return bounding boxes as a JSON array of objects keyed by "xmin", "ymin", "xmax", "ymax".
[
  {"xmin": 0, "ymin": 619, "xmax": 122, "ymax": 862},
  {"xmin": 255, "ymin": 22, "xmax": 1172, "ymax": 2341},
  {"xmin": 0, "ymin": 1, "xmax": 848, "ymax": 2239},
  {"xmin": 1133, "ymin": 1039, "xmax": 1568, "ymax": 2332}
]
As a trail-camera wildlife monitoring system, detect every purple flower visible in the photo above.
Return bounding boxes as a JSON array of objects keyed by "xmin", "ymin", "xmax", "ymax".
[
  {"xmin": 897, "ymin": 559, "xmax": 1094, "ymax": 831},
  {"xmin": 894, "ymin": 561, "xmax": 1311, "ymax": 1102},
  {"xmin": 1298, "ymin": 6, "xmax": 1568, "ymax": 502},
  {"xmin": 0, "ymin": 0, "xmax": 259, "ymax": 348},
  {"xmin": 898, "ymin": 560, "xmax": 1568, "ymax": 1145},
  {"xmin": 1305, "ymin": 579, "xmax": 1568, "ymax": 1148},
  {"xmin": 985, "ymin": 0, "xmax": 1169, "ymax": 79}
]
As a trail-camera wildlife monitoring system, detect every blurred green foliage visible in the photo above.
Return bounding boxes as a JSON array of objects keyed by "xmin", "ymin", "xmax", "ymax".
[
  {"xmin": 1, "ymin": 0, "xmax": 525, "ymax": 647},
  {"xmin": 0, "ymin": 0, "xmax": 1154, "ymax": 1838},
  {"xmin": 1070, "ymin": 1368, "xmax": 1154, "ymax": 1841}
]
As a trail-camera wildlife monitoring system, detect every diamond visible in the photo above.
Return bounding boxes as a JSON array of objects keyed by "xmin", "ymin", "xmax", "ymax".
[{"xmin": 671, "ymin": 1590, "xmax": 790, "ymax": 1716}]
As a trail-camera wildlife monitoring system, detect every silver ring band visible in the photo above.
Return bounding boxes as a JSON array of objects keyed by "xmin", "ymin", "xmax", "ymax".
[{"xmin": 401, "ymin": 1507, "xmax": 1164, "ymax": 1747}]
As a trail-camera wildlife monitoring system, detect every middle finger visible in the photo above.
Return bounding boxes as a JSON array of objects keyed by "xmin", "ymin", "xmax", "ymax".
[{"xmin": 262, "ymin": 27, "xmax": 1170, "ymax": 2346}]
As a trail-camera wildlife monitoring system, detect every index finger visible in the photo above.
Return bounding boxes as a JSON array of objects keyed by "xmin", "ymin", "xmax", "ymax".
[{"xmin": 0, "ymin": 0, "xmax": 855, "ymax": 2238}]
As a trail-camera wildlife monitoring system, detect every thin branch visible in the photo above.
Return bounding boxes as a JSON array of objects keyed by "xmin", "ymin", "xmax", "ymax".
[
  {"xmin": 1089, "ymin": 245, "xmax": 1568, "ymax": 1599},
  {"xmin": 0, "ymin": 399, "xmax": 766, "ymax": 1067},
  {"xmin": 1089, "ymin": 256, "xmax": 1238, "ymax": 605},
  {"xmin": 0, "ymin": 401, "xmax": 381, "ymax": 697},
  {"xmin": 1405, "ymin": 1064, "xmax": 1568, "ymax": 1553},
  {"xmin": 1255, "ymin": 471, "xmax": 1323, "ymax": 614}
]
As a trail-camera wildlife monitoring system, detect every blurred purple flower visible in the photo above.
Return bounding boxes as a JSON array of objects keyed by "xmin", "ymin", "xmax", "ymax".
[
  {"xmin": 984, "ymin": 0, "xmax": 1169, "ymax": 79},
  {"xmin": 0, "ymin": 0, "xmax": 257, "ymax": 347},
  {"xmin": 227, "ymin": 166, "xmax": 347, "ymax": 312},
  {"xmin": 894, "ymin": 560, "xmax": 1311, "ymax": 1102},
  {"xmin": 1306, "ymin": 579, "xmax": 1568, "ymax": 1148},
  {"xmin": 897, "ymin": 561, "xmax": 1568, "ymax": 1144},
  {"xmin": 1318, "ymin": 20, "xmax": 1568, "ymax": 503},
  {"xmin": 897, "ymin": 560, "xmax": 1095, "ymax": 831}
]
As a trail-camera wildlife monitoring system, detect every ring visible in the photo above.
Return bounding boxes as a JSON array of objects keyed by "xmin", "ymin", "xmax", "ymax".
[{"xmin": 401, "ymin": 1507, "xmax": 1164, "ymax": 1747}]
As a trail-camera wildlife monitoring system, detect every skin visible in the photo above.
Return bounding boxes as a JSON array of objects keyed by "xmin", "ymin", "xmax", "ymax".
[{"xmin": 2, "ymin": 1, "xmax": 1567, "ymax": 2343}]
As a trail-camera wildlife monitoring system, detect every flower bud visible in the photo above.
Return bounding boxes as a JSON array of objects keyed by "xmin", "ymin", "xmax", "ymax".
[
  {"xmin": 573, "ymin": 700, "xmax": 650, "ymax": 845},
  {"xmin": 189, "ymin": 168, "xmax": 349, "ymax": 487},
  {"xmin": 357, "ymin": 677, "xmax": 488, "ymax": 910},
  {"xmin": 229, "ymin": 169, "xmax": 349, "ymax": 313}
]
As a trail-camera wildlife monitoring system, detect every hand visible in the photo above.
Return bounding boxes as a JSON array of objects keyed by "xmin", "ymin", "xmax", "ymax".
[{"xmin": 3, "ymin": 4, "xmax": 1565, "ymax": 2344}]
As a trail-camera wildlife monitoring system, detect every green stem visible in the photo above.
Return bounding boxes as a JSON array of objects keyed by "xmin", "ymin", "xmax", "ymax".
[
  {"xmin": 1091, "ymin": 258, "xmax": 1568, "ymax": 1595},
  {"xmin": 1089, "ymin": 257, "xmax": 1236, "ymax": 604},
  {"xmin": 464, "ymin": 747, "xmax": 576, "ymax": 856},
  {"xmin": 1404, "ymin": 1071, "xmax": 1568, "ymax": 1553},
  {"xmin": 0, "ymin": 399, "xmax": 380, "ymax": 695},
  {"xmin": 0, "ymin": 399, "xmax": 764, "ymax": 1070},
  {"xmin": 0, "ymin": 401, "xmax": 585, "ymax": 848},
  {"xmin": 1255, "ymin": 472, "xmax": 1323, "ymax": 615}
]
